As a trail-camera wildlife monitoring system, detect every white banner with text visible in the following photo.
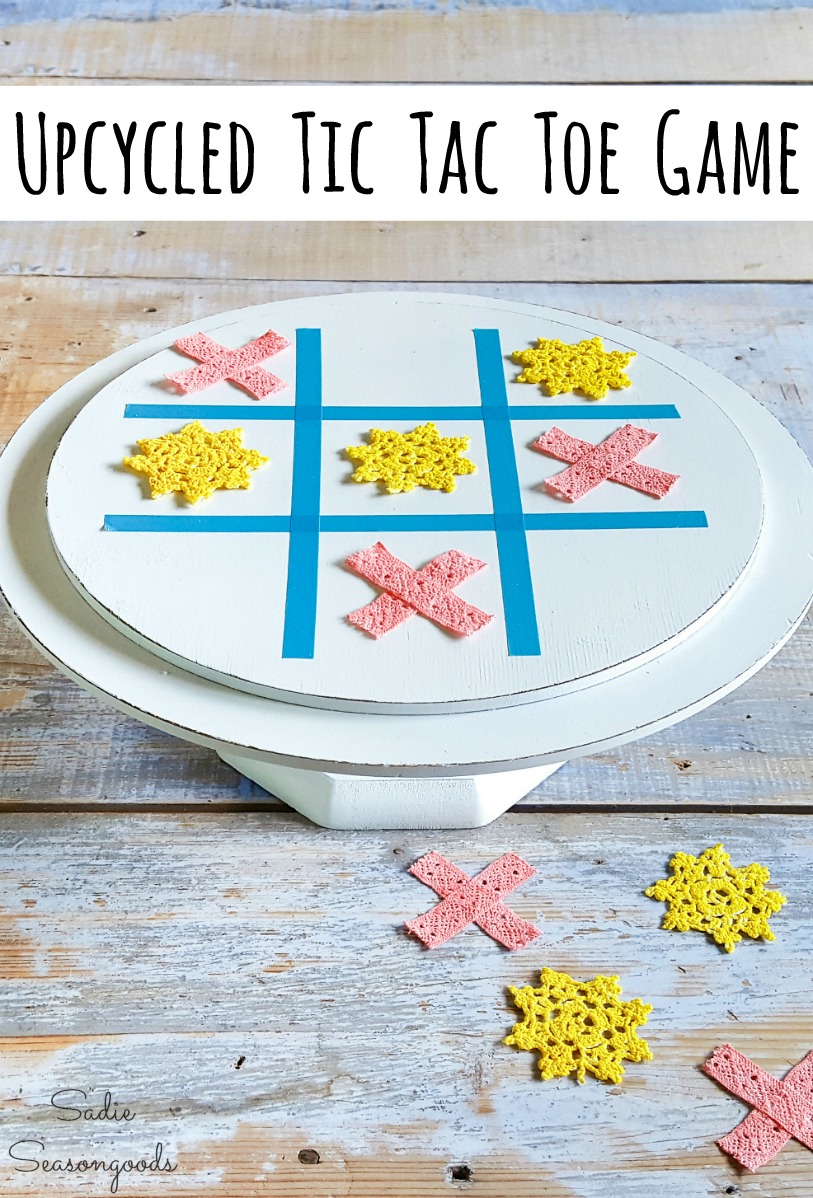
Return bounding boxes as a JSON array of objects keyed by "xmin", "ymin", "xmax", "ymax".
[{"xmin": 1, "ymin": 84, "xmax": 810, "ymax": 220}]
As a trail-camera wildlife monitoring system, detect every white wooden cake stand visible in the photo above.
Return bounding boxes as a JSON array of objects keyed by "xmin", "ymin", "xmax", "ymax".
[{"xmin": 1, "ymin": 293, "xmax": 812, "ymax": 828}]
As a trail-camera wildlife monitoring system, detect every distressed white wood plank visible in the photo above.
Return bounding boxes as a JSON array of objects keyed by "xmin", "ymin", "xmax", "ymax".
[
  {"xmin": 1, "ymin": 221, "xmax": 811, "ymax": 284},
  {"xmin": 2, "ymin": 9, "xmax": 813, "ymax": 83},
  {"xmin": 0, "ymin": 811, "xmax": 811, "ymax": 1196},
  {"xmin": 6, "ymin": 0, "xmax": 808, "ymax": 19}
]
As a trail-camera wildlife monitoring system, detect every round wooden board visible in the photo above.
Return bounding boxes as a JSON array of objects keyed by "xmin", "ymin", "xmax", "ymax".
[
  {"xmin": 0, "ymin": 293, "xmax": 810, "ymax": 773},
  {"xmin": 46, "ymin": 294, "xmax": 764, "ymax": 714}
]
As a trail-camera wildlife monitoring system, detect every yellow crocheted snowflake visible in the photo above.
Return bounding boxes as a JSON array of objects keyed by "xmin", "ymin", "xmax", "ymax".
[
  {"xmin": 505, "ymin": 968, "xmax": 653, "ymax": 1084},
  {"xmin": 123, "ymin": 420, "xmax": 269, "ymax": 505},
  {"xmin": 646, "ymin": 843, "xmax": 786, "ymax": 953},
  {"xmin": 512, "ymin": 336, "xmax": 636, "ymax": 400},
  {"xmin": 345, "ymin": 422, "xmax": 476, "ymax": 494}
]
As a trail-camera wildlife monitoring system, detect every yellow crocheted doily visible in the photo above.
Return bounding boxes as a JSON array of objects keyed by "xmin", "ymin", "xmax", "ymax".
[
  {"xmin": 505, "ymin": 968, "xmax": 653, "ymax": 1084},
  {"xmin": 123, "ymin": 420, "xmax": 269, "ymax": 505},
  {"xmin": 512, "ymin": 336, "xmax": 635, "ymax": 400},
  {"xmin": 345, "ymin": 423, "xmax": 476, "ymax": 494},
  {"xmin": 645, "ymin": 843, "xmax": 786, "ymax": 953}
]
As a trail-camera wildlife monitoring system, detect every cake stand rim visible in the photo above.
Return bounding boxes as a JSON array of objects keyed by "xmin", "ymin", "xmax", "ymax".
[{"xmin": 0, "ymin": 291, "xmax": 811, "ymax": 775}]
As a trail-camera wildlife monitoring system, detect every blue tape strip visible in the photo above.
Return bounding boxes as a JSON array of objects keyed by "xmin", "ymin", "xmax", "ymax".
[
  {"xmin": 281, "ymin": 329, "xmax": 323, "ymax": 660},
  {"xmin": 105, "ymin": 510, "xmax": 709, "ymax": 534},
  {"xmin": 523, "ymin": 511, "xmax": 709, "ymax": 530},
  {"xmin": 509, "ymin": 404, "xmax": 679, "ymax": 421},
  {"xmin": 474, "ymin": 329, "xmax": 541, "ymax": 657},
  {"xmin": 103, "ymin": 515, "xmax": 291, "ymax": 532},
  {"xmin": 328, "ymin": 405, "xmax": 483, "ymax": 421},
  {"xmin": 124, "ymin": 404, "xmax": 294, "ymax": 421},
  {"xmin": 125, "ymin": 402, "xmax": 680, "ymax": 422},
  {"xmin": 325, "ymin": 405, "xmax": 680, "ymax": 422},
  {"xmin": 321, "ymin": 514, "xmax": 496, "ymax": 532}
]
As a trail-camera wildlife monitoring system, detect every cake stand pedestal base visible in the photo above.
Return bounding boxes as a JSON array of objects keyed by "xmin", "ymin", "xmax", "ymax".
[{"xmin": 218, "ymin": 752, "xmax": 564, "ymax": 829}]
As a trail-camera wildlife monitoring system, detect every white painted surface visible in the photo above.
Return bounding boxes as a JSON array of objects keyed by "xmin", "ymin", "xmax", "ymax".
[
  {"xmin": 218, "ymin": 753, "xmax": 564, "ymax": 829},
  {"xmin": 0, "ymin": 294, "xmax": 811, "ymax": 791},
  {"xmin": 2, "ymin": 279, "xmax": 812, "ymax": 812},
  {"xmin": 47, "ymin": 295, "xmax": 763, "ymax": 714}
]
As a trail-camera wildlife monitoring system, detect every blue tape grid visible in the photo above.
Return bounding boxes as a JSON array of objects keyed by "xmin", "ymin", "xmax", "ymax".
[
  {"xmin": 109, "ymin": 328, "xmax": 706, "ymax": 659},
  {"xmin": 124, "ymin": 403, "xmax": 681, "ymax": 422},
  {"xmin": 281, "ymin": 329, "xmax": 322, "ymax": 659},
  {"xmin": 473, "ymin": 328, "xmax": 540, "ymax": 656},
  {"xmin": 105, "ymin": 512, "xmax": 709, "ymax": 534}
]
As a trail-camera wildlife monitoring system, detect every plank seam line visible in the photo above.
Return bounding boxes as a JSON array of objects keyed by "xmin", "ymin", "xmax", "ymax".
[
  {"xmin": 3, "ymin": 78, "xmax": 813, "ymax": 86},
  {"xmin": 0, "ymin": 802, "xmax": 811, "ymax": 815},
  {"xmin": 1, "ymin": 275, "xmax": 809, "ymax": 285}
]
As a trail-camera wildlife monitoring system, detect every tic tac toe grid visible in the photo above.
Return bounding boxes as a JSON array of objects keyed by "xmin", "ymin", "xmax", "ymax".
[{"xmin": 102, "ymin": 326, "xmax": 707, "ymax": 660}]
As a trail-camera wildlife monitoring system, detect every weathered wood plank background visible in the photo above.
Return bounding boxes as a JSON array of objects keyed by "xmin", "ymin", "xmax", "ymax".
[
  {"xmin": 4, "ymin": 6, "xmax": 813, "ymax": 85},
  {"xmin": 1, "ymin": 812, "xmax": 812, "ymax": 1198},
  {"xmin": 2, "ymin": 221, "xmax": 813, "ymax": 283},
  {"xmin": 1, "ymin": 3, "xmax": 812, "ymax": 1196}
]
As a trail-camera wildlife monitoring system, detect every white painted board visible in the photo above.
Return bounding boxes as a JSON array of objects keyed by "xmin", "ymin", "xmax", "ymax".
[
  {"xmin": 2, "ymin": 294, "xmax": 810, "ymax": 774},
  {"xmin": 46, "ymin": 295, "xmax": 763, "ymax": 714}
]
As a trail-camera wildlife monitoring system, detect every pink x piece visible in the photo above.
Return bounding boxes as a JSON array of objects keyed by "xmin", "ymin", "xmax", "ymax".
[
  {"xmin": 346, "ymin": 542, "xmax": 493, "ymax": 638},
  {"xmin": 533, "ymin": 424, "xmax": 679, "ymax": 503},
  {"xmin": 166, "ymin": 329, "xmax": 291, "ymax": 399},
  {"xmin": 405, "ymin": 851, "xmax": 541, "ymax": 950},
  {"xmin": 704, "ymin": 1044, "xmax": 813, "ymax": 1171}
]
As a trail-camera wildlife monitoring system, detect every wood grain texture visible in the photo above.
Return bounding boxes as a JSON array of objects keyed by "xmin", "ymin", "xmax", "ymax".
[
  {"xmin": 0, "ymin": 276, "xmax": 811, "ymax": 809},
  {"xmin": 2, "ymin": 221, "xmax": 813, "ymax": 284},
  {"xmin": 3, "ymin": 8, "xmax": 813, "ymax": 83},
  {"xmin": 0, "ymin": 810, "xmax": 811, "ymax": 1197},
  {"xmin": 7, "ymin": 0, "xmax": 810, "ymax": 20}
]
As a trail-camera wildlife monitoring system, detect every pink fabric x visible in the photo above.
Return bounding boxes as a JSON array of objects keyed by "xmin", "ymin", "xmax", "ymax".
[
  {"xmin": 166, "ymin": 329, "xmax": 291, "ymax": 398},
  {"xmin": 534, "ymin": 423, "xmax": 678, "ymax": 503},
  {"xmin": 534, "ymin": 426, "xmax": 678, "ymax": 500},
  {"xmin": 405, "ymin": 851, "xmax": 541, "ymax": 950},
  {"xmin": 346, "ymin": 542, "xmax": 493, "ymax": 638},
  {"xmin": 704, "ymin": 1044, "xmax": 813, "ymax": 1170}
]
